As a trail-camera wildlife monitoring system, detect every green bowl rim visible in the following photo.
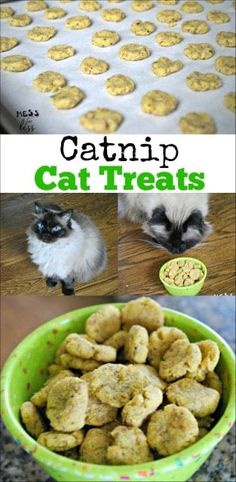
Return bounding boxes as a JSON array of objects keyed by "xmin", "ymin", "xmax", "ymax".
[
  {"xmin": 1, "ymin": 304, "xmax": 235, "ymax": 479},
  {"xmin": 159, "ymin": 257, "xmax": 208, "ymax": 292}
]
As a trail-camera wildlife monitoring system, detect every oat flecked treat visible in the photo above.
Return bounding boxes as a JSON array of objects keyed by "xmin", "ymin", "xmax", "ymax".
[
  {"xmin": 182, "ymin": 20, "xmax": 209, "ymax": 34},
  {"xmin": 92, "ymin": 30, "xmax": 120, "ymax": 47},
  {"xmin": 46, "ymin": 377, "xmax": 88, "ymax": 432},
  {"xmin": 216, "ymin": 32, "xmax": 236, "ymax": 48},
  {"xmin": 184, "ymin": 43, "xmax": 215, "ymax": 60},
  {"xmin": 79, "ymin": 0, "xmax": 101, "ymax": 11},
  {"xmin": 51, "ymin": 86, "xmax": 85, "ymax": 110},
  {"xmin": 152, "ymin": 57, "xmax": 183, "ymax": 77},
  {"xmin": 104, "ymin": 330, "xmax": 128, "ymax": 349},
  {"xmin": 131, "ymin": 20, "xmax": 156, "ymax": 36},
  {"xmin": 38, "ymin": 430, "xmax": 84, "ymax": 451},
  {"xmin": 179, "ymin": 112, "xmax": 217, "ymax": 134},
  {"xmin": 167, "ymin": 378, "xmax": 220, "ymax": 417},
  {"xmin": 101, "ymin": 8, "xmax": 126, "ymax": 22},
  {"xmin": 28, "ymin": 26, "xmax": 57, "ymax": 42},
  {"xmin": 224, "ymin": 92, "xmax": 236, "ymax": 113},
  {"xmin": 159, "ymin": 339, "xmax": 202, "ymax": 381},
  {"xmin": 159, "ymin": 0, "xmax": 179, "ymax": 4},
  {"xmin": 8, "ymin": 14, "xmax": 32, "ymax": 27},
  {"xmin": 188, "ymin": 340, "xmax": 220, "ymax": 382},
  {"xmin": 80, "ymin": 429, "xmax": 111, "ymax": 464},
  {"xmin": 142, "ymin": 90, "xmax": 178, "ymax": 116},
  {"xmin": 124, "ymin": 325, "xmax": 149, "ymax": 363},
  {"xmin": 0, "ymin": 37, "xmax": 19, "ymax": 53},
  {"xmin": 121, "ymin": 297, "xmax": 164, "ymax": 332},
  {"xmin": 147, "ymin": 404, "xmax": 199, "ymax": 456},
  {"xmin": 65, "ymin": 16, "xmax": 92, "ymax": 30},
  {"xmin": 81, "ymin": 372, "xmax": 118, "ymax": 426},
  {"xmin": 33, "ymin": 71, "xmax": 67, "ymax": 93},
  {"xmin": 215, "ymin": 56, "xmax": 236, "ymax": 75},
  {"xmin": 122, "ymin": 383, "xmax": 163, "ymax": 426},
  {"xmin": 86, "ymin": 305, "xmax": 121, "ymax": 342},
  {"xmin": 60, "ymin": 353, "xmax": 101, "ymax": 371},
  {"xmin": 148, "ymin": 326, "xmax": 188, "ymax": 368},
  {"xmin": 119, "ymin": 43, "xmax": 151, "ymax": 61},
  {"xmin": 181, "ymin": 1, "xmax": 204, "ymax": 13},
  {"xmin": 65, "ymin": 333, "xmax": 116, "ymax": 362},
  {"xmin": 203, "ymin": 371, "xmax": 222, "ymax": 395},
  {"xmin": 48, "ymin": 45, "xmax": 75, "ymax": 61},
  {"xmin": 107, "ymin": 426, "xmax": 153, "ymax": 465},
  {"xmin": 31, "ymin": 370, "xmax": 74, "ymax": 407},
  {"xmin": 106, "ymin": 75, "xmax": 135, "ymax": 95},
  {"xmin": 0, "ymin": 6, "xmax": 14, "ymax": 19},
  {"xmin": 131, "ymin": 0, "xmax": 154, "ymax": 11},
  {"xmin": 207, "ymin": 11, "xmax": 230, "ymax": 24},
  {"xmin": 44, "ymin": 7, "xmax": 67, "ymax": 19},
  {"xmin": 156, "ymin": 9, "xmax": 182, "ymax": 25},
  {"xmin": 155, "ymin": 31, "xmax": 183, "ymax": 47},
  {"xmin": 186, "ymin": 72, "xmax": 222, "ymax": 91},
  {"xmin": 80, "ymin": 56, "xmax": 109, "ymax": 74},
  {"xmin": 26, "ymin": 1, "xmax": 48, "ymax": 11},
  {"xmin": 0, "ymin": 55, "xmax": 33, "ymax": 72},
  {"xmin": 21, "ymin": 401, "xmax": 46, "ymax": 438},
  {"xmin": 80, "ymin": 108, "xmax": 123, "ymax": 133}
]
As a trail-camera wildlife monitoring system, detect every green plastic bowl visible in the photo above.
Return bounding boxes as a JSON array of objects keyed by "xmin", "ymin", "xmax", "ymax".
[
  {"xmin": 1, "ymin": 304, "xmax": 235, "ymax": 482},
  {"xmin": 159, "ymin": 257, "xmax": 207, "ymax": 296}
]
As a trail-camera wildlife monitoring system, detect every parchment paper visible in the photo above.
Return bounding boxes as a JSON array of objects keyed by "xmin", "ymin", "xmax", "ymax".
[{"xmin": 0, "ymin": 0, "xmax": 235, "ymax": 134}]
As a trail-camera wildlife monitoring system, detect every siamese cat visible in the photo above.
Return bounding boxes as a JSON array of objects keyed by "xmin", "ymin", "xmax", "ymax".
[
  {"xmin": 119, "ymin": 194, "xmax": 212, "ymax": 254},
  {"xmin": 27, "ymin": 202, "xmax": 107, "ymax": 295}
]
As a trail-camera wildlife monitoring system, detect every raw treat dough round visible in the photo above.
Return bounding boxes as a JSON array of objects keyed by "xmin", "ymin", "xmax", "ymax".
[
  {"xmin": 152, "ymin": 57, "xmax": 183, "ymax": 77},
  {"xmin": 131, "ymin": 0, "xmax": 154, "ymax": 11},
  {"xmin": 44, "ymin": 7, "xmax": 67, "ymax": 19},
  {"xmin": 80, "ymin": 108, "xmax": 123, "ymax": 133},
  {"xmin": 186, "ymin": 72, "xmax": 222, "ymax": 91},
  {"xmin": 184, "ymin": 43, "xmax": 215, "ymax": 60},
  {"xmin": 66, "ymin": 16, "xmax": 92, "ymax": 30},
  {"xmin": 0, "ymin": 6, "xmax": 14, "ymax": 19},
  {"xmin": 51, "ymin": 86, "xmax": 85, "ymax": 109},
  {"xmin": 156, "ymin": 9, "xmax": 182, "ymax": 24},
  {"xmin": 147, "ymin": 404, "xmax": 199, "ymax": 456},
  {"xmin": 92, "ymin": 30, "xmax": 120, "ymax": 47},
  {"xmin": 215, "ymin": 56, "xmax": 236, "ymax": 75},
  {"xmin": 79, "ymin": 0, "xmax": 101, "ymax": 11},
  {"xmin": 159, "ymin": 0, "xmax": 179, "ymax": 3},
  {"xmin": 26, "ymin": 0, "xmax": 48, "ymax": 11},
  {"xmin": 181, "ymin": 1, "xmax": 204, "ymax": 13},
  {"xmin": 156, "ymin": 31, "xmax": 183, "ymax": 47},
  {"xmin": 207, "ymin": 0, "xmax": 224, "ymax": 3},
  {"xmin": 182, "ymin": 20, "xmax": 209, "ymax": 34},
  {"xmin": 179, "ymin": 112, "xmax": 216, "ymax": 134},
  {"xmin": 101, "ymin": 8, "xmax": 126, "ymax": 22},
  {"xmin": 33, "ymin": 71, "xmax": 67, "ymax": 92},
  {"xmin": 142, "ymin": 90, "xmax": 178, "ymax": 116},
  {"xmin": 48, "ymin": 44, "xmax": 75, "ymax": 61},
  {"xmin": 8, "ymin": 14, "xmax": 32, "ymax": 27},
  {"xmin": 106, "ymin": 74, "xmax": 135, "ymax": 95},
  {"xmin": 224, "ymin": 92, "xmax": 236, "ymax": 113},
  {"xmin": 80, "ymin": 56, "xmax": 109, "ymax": 74},
  {"xmin": 28, "ymin": 26, "xmax": 57, "ymax": 42},
  {"xmin": 0, "ymin": 37, "xmax": 19, "ymax": 53},
  {"xmin": 207, "ymin": 10, "xmax": 230, "ymax": 24},
  {"xmin": 216, "ymin": 32, "xmax": 236, "ymax": 48},
  {"xmin": 131, "ymin": 20, "xmax": 156, "ymax": 36},
  {"xmin": 119, "ymin": 43, "xmax": 151, "ymax": 61},
  {"xmin": 0, "ymin": 54, "xmax": 32, "ymax": 72}
]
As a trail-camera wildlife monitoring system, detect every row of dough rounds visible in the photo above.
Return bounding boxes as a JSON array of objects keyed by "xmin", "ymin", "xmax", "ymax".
[{"xmin": 0, "ymin": 0, "xmax": 235, "ymax": 133}]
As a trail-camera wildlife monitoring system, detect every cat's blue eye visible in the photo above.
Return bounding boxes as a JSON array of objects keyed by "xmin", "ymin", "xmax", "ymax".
[
  {"xmin": 52, "ymin": 225, "xmax": 62, "ymax": 233},
  {"xmin": 37, "ymin": 221, "xmax": 45, "ymax": 231}
]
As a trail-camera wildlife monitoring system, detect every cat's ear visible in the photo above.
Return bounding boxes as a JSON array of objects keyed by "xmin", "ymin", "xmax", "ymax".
[
  {"xmin": 34, "ymin": 202, "xmax": 45, "ymax": 216},
  {"xmin": 58, "ymin": 209, "xmax": 74, "ymax": 224}
]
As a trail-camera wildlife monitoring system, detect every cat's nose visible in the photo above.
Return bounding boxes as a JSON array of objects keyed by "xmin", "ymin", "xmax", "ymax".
[{"xmin": 171, "ymin": 244, "xmax": 186, "ymax": 254}]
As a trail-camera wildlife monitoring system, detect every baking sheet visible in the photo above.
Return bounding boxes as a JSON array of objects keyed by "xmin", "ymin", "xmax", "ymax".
[{"xmin": 0, "ymin": 0, "xmax": 235, "ymax": 134}]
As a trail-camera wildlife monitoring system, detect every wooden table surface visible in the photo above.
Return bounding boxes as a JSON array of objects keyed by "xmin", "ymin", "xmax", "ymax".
[
  {"xmin": 118, "ymin": 194, "xmax": 235, "ymax": 296},
  {"xmin": 0, "ymin": 193, "xmax": 118, "ymax": 296}
]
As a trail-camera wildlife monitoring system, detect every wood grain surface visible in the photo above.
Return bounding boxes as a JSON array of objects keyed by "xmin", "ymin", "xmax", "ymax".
[
  {"xmin": 0, "ymin": 193, "xmax": 118, "ymax": 295},
  {"xmin": 118, "ymin": 194, "xmax": 236, "ymax": 296}
]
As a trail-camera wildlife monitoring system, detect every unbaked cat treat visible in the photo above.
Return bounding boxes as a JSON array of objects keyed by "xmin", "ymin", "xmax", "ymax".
[
  {"xmin": 0, "ymin": 54, "xmax": 33, "ymax": 72},
  {"xmin": 224, "ymin": 92, "xmax": 236, "ymax": 112},
  {"xmin": 28, "ymin": 26, "xmax": 57, "ymax": 42},
  {"xmin": 105, "ymin": 74, "xmax": 135, "ymax": 95},
  {"xmin": 216, "ymin": 32, "xmax": 236, "ymax": 48},
  {"xmin": 155, "ymin": 31, "xmax": 183, "ymax": 46},
  {"xmin": 0, "ymin": 37, "xmax": 19, "ymax": 53},
  {"xmin": 207, "ymin": 10, "xmax": 230, "ymax": 24},
  {"xmin": 101, "ymin": 8, "xmax": 126, "ymax": 22},
  {"xmin": 0, "ymin": 6, "xmax": 15, "ymax": 19},
  {"xmin": 26, "ymin": 1, "xmax": 48, "ymax": 12},
  {"xmin": 44, "ymin": 7, "xmax": 67, "ymax": 20},
  {"xmin": 80, "ymin": 56, "xmax": 109, "ymax": 74},
  {"xmin": 180, "ymin": 1, "xmax": 204, "ymax": 13},
  {"xmin": 179, "ymin": 112, "xmax": 217, "ymax": 134},
  {"xmin": 131, "ymin": 20, "xmax": 156, "ymax": 36},
  {"xmin": 152, "ymin": 57, "xmax": 183, "ymax": 77},
  {"xmin": 65, "ymin": 16, "xmax": 92, "ymax": 30},
  {"xmin": 186, "ymin": 72, "xmax": 222, "ymax": 91},
  {"xmin": 131, "ymin": 0, "xmax": 154, "ymax": 12},
  {"xmin": 51, "ymin": 86, "xmax": 85, "ymax": 110},
  {"xmin": 48, "ymin": 44, "xmax": 75, "ymax": 61},
  {"xmin": 182, "ymin": 20, "xmax": 209, "ymax": 34},
  {"xmin": 80, "ymin": 108, "xmax": 123, "ymax": 132},
  {"xmin": 184, "ymin": 43, "xmax": 215, "ymax": 60},
  {"xmin": 215, "ymin": 56, "xmax": 236, "ymax": 75},
  {"xmin": 161, "ymin": 259, "xmax": 205, "ymax": 286},
  {"xmin": 33, "ymin": 71, "xmax": 67, "ymax": 92},
  {"xmin": 92, "ymin": 29, "xmax": 120, "ymax": 47},
  {"xmin": 8, "ymin": 14, "xmax": 32, "ymax": 27},
  {"xmin": 119, "ymin": 43, "xmax": 151, "ymax": 61},
  {"xmin": 20, "ymin": 297, "xmax": 223, "ymax": 463},
  {"xmin": 156, "ymin": 9, "xmax": 182, "ymax": 25},
  {"xmin": 142, "ymin": 90, "xmax": 178, "ymax": 116},
  {"xmin": 79, "ymin": 0, "xmax": 101, "ymax": 11}
]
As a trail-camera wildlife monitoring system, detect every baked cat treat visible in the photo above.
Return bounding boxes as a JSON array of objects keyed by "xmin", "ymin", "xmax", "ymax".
[
  {"xmin": 20, "ymin": 298, "xmax": 223, "ymax": 462},
  {"xmin": 0, "ymin": 55, "xmax": 33, "ymax": 72},
  {"xmin": 152, "ymin": 57, "xmax": 183, "ymax": 77},
  {"xmin": 48, "ymin": 44, "xmax": 75, "ymax": 61},
  {"xmin": 142, "ymin": 90, "xmax": 178, "ymax": 116},
  {"xmin": 184, "ymin": 43, "xmax": 215, "ymax": 60},
  {"xmin": 80, "ymin": 108, "xmax": 123, "ymax": 132},
  {"xmin": 0, "ymin": 37, "xmax": 19, "ymax": 53},
  {"xmin": 80, "ymin": 56, "xmax": 109, "ymax": 74},
  {"xmin": 179, "ymin": 112, "xmax": 217, "ymax": 134},
  {"xmin": 51, "ymin": 86, "xmax": 85, "ymax": 110},
  {"xmin": 131, "ymin": 20, "xmax": 156, "ymax": 36},
  {"xmin": 119, "ymin": 43, "xmax": 151, "ymax": 61},
  {"xmin": 8, "ymin": 14, "xmax": 32, "ymax": 27},
  {"xmin": 33, "ymin": 71, "xmax": 67, "ymax": 92},
  {"xmin": 28, "ymin": 26, "xmax": 57, "ymax": 42},
  {"xmin": 161, "ymin": 259, "xmax": 205, "ymax": 286},
  {"xmin": 105, "ymin": 74, "xmax": 135, "ymax": 95}
]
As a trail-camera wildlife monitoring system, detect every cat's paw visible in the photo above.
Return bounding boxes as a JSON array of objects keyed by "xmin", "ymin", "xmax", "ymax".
[
  {"xmin": 62, "ymin": 287, "xmax": 75, "ymax": 296},
  {"xmin": 46, "ymin": 277, "xmax": 58, "ymax": 288}
]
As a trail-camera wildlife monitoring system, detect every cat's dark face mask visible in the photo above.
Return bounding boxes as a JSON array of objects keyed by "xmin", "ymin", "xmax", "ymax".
[
  {"xmin": 143, "ymin": 207, "xmax": 211, "ymax": 254},
  {"xmin": 32, "ymin": 202, "xmax": 73, "ymax": 244}
]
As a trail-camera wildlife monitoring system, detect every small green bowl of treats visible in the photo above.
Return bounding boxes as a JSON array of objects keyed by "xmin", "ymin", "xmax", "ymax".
[{"xmin": 159, "ymin": 257, "xmax": 207, "ymax": 296}]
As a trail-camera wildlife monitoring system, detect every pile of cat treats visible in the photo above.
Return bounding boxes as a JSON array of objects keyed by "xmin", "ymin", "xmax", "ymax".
[
  {"xmin": 0, "ymin": 0, "xmax": 235, "ymax": 134},
  {"xmin": 21, "ymin": 297, "xmax": 222, "ymax": 465}
]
